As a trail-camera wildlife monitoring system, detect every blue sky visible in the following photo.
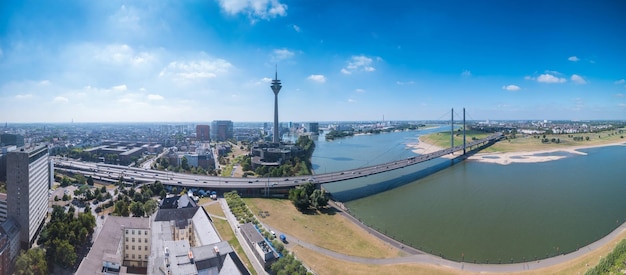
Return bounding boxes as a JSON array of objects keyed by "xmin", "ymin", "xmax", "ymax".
[{"xmin": 1, "ymin": 0, "xmax": 625, "ymax": 123}]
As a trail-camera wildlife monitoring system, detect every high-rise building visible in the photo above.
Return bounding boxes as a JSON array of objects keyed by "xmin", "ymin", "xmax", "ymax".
[
  {"xmin": 196, "ymin": 125, "xmax": 210, "ymax": 141},
  {"xmin": 211, "ymin": 121, "xmax": 233, "ymax": 142},
  {"xmin": 0, "ymin": 134, "xmax": 24, "ymax": 147},
  {"xmin": 7, "ymin": 145, "xmax": 51, "ymax": 249},
  {"xmin": 271, "ymin": 68, "xmax": 282, "ymax": 143},
  {"xmin": 307, "ymin": 122, "xmax": 319, "ymax": 134}
]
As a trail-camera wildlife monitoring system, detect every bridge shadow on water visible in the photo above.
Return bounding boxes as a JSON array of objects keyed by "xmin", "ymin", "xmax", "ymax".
[{"xmin": 325, "ymin": 143, "xmax": 493, "ymax": 203}]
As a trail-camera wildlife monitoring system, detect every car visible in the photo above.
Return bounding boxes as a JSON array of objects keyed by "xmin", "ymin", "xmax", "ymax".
[
  {"xmin": 177, "ymin": 181, "xmax": 182, "ymax": 184},
  {"xmin": 248, "ymin": 181, "xmax": 252, "ymax": 183},
  {"xmin": 271, "ymin": 231, "xmax": 276, "ymax": 237},
  {"xmin": 284, "ymin": 178, "xmax": 289, "ymax": 181}
]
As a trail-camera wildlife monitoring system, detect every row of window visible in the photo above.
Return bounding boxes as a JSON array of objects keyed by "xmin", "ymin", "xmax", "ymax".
[
  {"xmin": 125, "ymin": 254, "xmax": 149, "ymax": 260},
  {"xmin": 125, "ymin": 229, "xmax": 148, "ymax": 235},
  {"xmin": 125, "ymin": 245, "xmax": 149, "ymax": 251},
  {"xmin": 125, "ymin": 237, "xmax": 149, "ymax": 243}
]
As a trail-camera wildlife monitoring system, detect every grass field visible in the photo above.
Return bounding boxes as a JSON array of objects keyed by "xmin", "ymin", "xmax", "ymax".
[
  {"xmin": 242, "ymin": 197, "xmax": 626, "ymax": 275},
  {"xmin": 203, "ymin": 202, "xmax": 257, "ymax": 275},
  {"xmin": 243, "ymin": 198, "xmax": 404, "ymax": 259},
  {"xmin": 421, "ymin": 127, "xmax": 626, "ymax": 153}
]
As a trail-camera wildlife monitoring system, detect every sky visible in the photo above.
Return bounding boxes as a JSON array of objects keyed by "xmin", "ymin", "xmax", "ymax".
[{"xmin": 1, "ymin": 0, "xmax": 625, "ymax": 123}]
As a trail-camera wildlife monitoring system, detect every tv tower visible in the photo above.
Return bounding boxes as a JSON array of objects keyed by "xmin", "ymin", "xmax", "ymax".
[{"xmin": 271, "ymin": 66, "xmax": 282, "ymax": 143}]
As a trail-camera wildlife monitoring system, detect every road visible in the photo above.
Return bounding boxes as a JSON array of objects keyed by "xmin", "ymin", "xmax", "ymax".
[{"xmin": 52, "ymin": 133, "xmax": 502, "ymax": 190}]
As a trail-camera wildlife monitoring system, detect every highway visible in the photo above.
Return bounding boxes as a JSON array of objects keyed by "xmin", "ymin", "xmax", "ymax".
[{"xmin": 53, "ymin": 133, "xmax": 503, "ymax": 189}]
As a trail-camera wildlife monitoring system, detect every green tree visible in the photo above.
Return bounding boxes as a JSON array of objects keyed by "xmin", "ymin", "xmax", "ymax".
[
  {"xmin": 181, "ymin": 156, "xmax": 190, "ymax": 170},
  {"xmin": 310, "ymin": 189, "xmax": 329, "ymax": 209},
  {"xmin": 288, "ymin": 188, "xmax": 310, "ymax": 211},
  {"xmin": 15, "ymin": 248, "xmax": 47, "ymax": 275},
  {"xmin": 130, "ymin": 201, "xmax": 145, "ymax": 217},
  {"xmin": 114, "ymin": 200, "xmax": 129, "ymax": 216},
  {"xmin": 53, "ymin": 239, "xmax": 77, "ymax": 267},
  {"xmin": 144, "ymin": 199, "xmax": 158, "ymax": 216},
  {"xmin": 87, "ymin": 175, "xmax": 94, "ymax": 186}
]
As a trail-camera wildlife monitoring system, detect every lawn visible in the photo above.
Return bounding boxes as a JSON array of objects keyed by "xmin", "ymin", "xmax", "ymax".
[
  {"xmin": 289, "ymin": 230, "xmax": 626, "ymax": 275},
  {"xmin": 243, "ymin": 198, "xmax": 403, "ymax": 259}
]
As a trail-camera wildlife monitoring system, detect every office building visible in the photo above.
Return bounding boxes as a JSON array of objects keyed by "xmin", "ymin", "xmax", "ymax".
[
  {"xmin": 7, "ymin": 145, "xmax": 51, "ymax": 249},
  {"xmin": 0, "ymin": 134, "xmax": 24, "ymax": 147},
  {"xmin": 0, "ymin": 194, "xmax": 6, "ymax": 223},
  {"xmin": 307, "ymin": 122, "xmax": 319, "ymax": 134},
  {"xmin": 0, "ymin": 146, "xmax": 17, "ymax": 182},
  {"xmin": 211, "ymin": 121, "xmax": 233, "ymax": 142},
  {"xmin": 196, "ymin": 125, "xmax": 210, "ymax": 141}
]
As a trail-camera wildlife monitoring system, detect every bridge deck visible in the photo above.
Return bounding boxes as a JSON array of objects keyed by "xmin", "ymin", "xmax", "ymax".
[{"xmin": 54, "ymin": 133, "xmax": 503, "ymax": 189}]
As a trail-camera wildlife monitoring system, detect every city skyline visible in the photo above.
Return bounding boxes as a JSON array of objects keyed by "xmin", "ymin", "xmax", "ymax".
[{"xmin": 1, "ymin": 1, "xmax": 625, "ymax": 123}]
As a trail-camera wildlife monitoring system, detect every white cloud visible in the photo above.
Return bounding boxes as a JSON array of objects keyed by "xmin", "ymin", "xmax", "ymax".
[
  {"xmin": 347, "ymin": 98, "xmax": 356, "ymax": 103},
  {"xmin": 570, "ymin": 74, "xmax": 587, "ymax": 84},
  {"xmin": 536, "ymin": 73, "xmax": 566, "ymax": 83},
  {"xmin": 568, "ymin": 56, "xmax": 579, "ymax": 62},
  {"xmin": 271, "ymin": 48, "xmax": 294, "ymax": 62},
  {"xmin": 502, "ymin": 85, "xmax": 521, "ymax": 91},
  {"xmin": 341, "ymin": 55, "xmax": 376, "ymax": 74},
  {"xmin": 396, "ymin": 81, "xmax": 415, "ymax": 85},
  {"xmin": 615, "ymin": 79, "xmax": 625, "ymax": 85},
  {"xmin": 260, "ymin": 77, "xmax": 272, "ymax": 83},
  {"xmin": 15, "ymin": 94, "xmax": 33, "ymax": 100},
  {"xmin": 216, "ymin": 0, "xmax": 287, "ymax": 22},
  {"xmin": 92, "ymin": 44, "xmax": 155, "ymax": 66},
  {"xmin": 53, "ymin": 96, "xmax": 69, "ymax": 103},
  {"xmin": 0, "ymin": 47, "xmax": 3, "ymax": 58},
  {"xmin": 619, "ymin": 103, "xmax": 626, "ymax": 108},
  {"xmin": 292, "ymin": 24, "xmax": 300, "ymax": 32},
  {"xmin": 147, "ymin": 94, "xmax": 164, "ymax": 100},
  {"xmin": 159, "ymin": 58, "xmax": 233, "ymax": 80},
  {"xmin": 461, "ymin": 70, "xmax": 471, "ymax": 77},
  {"xmin": 307, "ymin": 74, "xmax": 326, "ymax": 83},
  {"xmin": 615, "ymin": 93, "xmax": 624, "ymax": 97},
  {"xmin": 112, "ymin": 84, "xmax": 128, "ymax": 91},
  {"xmin": 354, "ymin": 88, "xmax": 365, "ymax": 93},
  {"xmin": 109, "ymin": 5, "xmax": 141, "ymax": 32}
]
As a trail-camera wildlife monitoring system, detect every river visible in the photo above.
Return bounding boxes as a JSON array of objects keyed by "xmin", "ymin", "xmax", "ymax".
[{"xmin": 312, "ymin": 128, "xmax": 626, "ymax": 263}]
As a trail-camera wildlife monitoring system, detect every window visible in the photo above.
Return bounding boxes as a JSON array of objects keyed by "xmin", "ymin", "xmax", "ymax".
[
  {"xmin": 132, "ymin": 254, "xmax": 135, "ymax": 259},
  {"xmin": 132, "ymin": 238, "xmax": 135, "ymax": 242},
  {"xmin": 138, "ymin": 246, "xmax": 141, "ymax": 251},
  {"xmin": 125, "ymin": 245, "xmax": 128, "ymax": 249},
  {"xmin": 145, "ymin": 238, "xmax": 148, "ymax": 243},
  {"xmin": 125, "ymin": 237, "xmax": 128, "ymax": 242},
  {"xmin": 126, "ymin": 229, "xmax": 128, "ymax": 234},
  {"xmin": 145, "ymin": 231, "xmax": 148, "ymax": 235},
  {"xmin": 145, "ymin": 246, "xmax": 148, "ymax": 250},
  {"xmin": 132, "ymin": 246, "xmax": 135, "ymax": 250},
  {"xmin": 125, "ymin": 254, "xmax": 128, "ymax": 258},
  {"xmin": 138, "ymin": 238, "xmax": 141, "ymax": 243},
  {"xmin": 145, "ymin": 255, "xmax": 148, "ymax": 260}
]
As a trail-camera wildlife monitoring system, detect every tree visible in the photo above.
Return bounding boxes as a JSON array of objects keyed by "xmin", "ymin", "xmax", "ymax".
[
  {"xmin": 53, "ymin": 239, "xmax": 77, "ymax": 267},
  {"xmin": 15, "ymin": 248, "xmax": 47, "ymax": 275},
  {"xmin": 310, "ymin": 189, "xmax": 329, "ymax": 209},
  {"xmin": 130, "ymin": 201, "xmax": 145, "ymax": 217},
  {"xmin": 87, "ymin": 175, "xmax": 94, "ymax": 186},
  {"xmin": 144, "ymin": 199, "xmax": 158, "ymax": 216},
  {"xmin": 181, "ymin": 156, "xmax": 190, "ymax": 170},
  {"xmin": 114, "ymin": 200, "xmax": 129, "ymax": 216},
  {"xmin": 288, "ymin": 188, "xmax": 310, "ymax": 211}
]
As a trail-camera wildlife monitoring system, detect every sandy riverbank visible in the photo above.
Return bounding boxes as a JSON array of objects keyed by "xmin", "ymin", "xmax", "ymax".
[
  {"xmin": 411, "ymin": 137, "xmax": 626, "ymax": 165},
  {"xmin": 469, "ymin": 141, "xmax": 626, "ymax": 165}
]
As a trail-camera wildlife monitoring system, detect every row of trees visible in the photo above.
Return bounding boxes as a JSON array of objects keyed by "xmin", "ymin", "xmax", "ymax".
[
  {"xmin": 111, "ymin": 182, "xmax": 161, "ymax": 217},
  {"xmin": 288, "ymin": 182, "xmax": 329, "ymax": 212}
]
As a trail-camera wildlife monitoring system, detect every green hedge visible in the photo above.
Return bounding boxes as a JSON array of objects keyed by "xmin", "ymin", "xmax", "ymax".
[{"xmin": 585, "ymin": 239, "xmax": 626, "ymax": 275}]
